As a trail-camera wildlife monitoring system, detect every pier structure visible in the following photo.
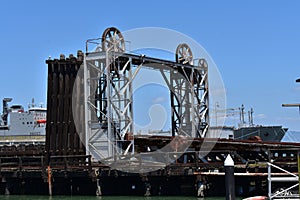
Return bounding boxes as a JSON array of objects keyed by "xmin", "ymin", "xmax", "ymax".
[
  {"xmin": 0, "ymin": 135, "xmax": 299, "ymax": 196},
  {"xmin": 0, "ymin": 27, "xmax": 299, "ymax": 197}
]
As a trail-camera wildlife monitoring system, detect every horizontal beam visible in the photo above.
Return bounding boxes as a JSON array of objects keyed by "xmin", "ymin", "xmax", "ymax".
[
  {"xmin": 282, "ymin": 104, "xmax": 300, "ymax": 107},
  {"xmin": 195, "ymin": 172, "xmax": 298, "ymax": 176},
  {"xmin": 86, "ymin": 51, "xmax": 207, "ymax": 71},
  {"xmin": 270, "ymin": 176, "xmax": 299, "ymax": 182}
]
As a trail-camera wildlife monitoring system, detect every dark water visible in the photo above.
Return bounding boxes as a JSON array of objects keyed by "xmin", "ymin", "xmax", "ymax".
[{"xmin": 0, "ymin": 196, "xmax": 244, "ymax": 200}]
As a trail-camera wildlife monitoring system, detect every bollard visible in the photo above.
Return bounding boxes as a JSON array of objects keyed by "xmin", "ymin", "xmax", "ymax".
[{"xmin": 225, "ymin": 154, "xmax": 235, "ymax": 200}]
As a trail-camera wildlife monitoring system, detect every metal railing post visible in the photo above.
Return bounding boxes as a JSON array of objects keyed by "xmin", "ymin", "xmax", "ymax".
[{"xmin": 268, "ymin": 162, "xmax": 272, "ymax": 199}]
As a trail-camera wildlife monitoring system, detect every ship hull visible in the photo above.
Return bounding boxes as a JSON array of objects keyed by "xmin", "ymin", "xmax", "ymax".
[{"xmin": 234, "ymin": 126, "xmax": 287, "ymax": 142}]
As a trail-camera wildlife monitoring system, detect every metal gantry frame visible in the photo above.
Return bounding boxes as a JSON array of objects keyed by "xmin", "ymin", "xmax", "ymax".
[
  {"xmin": 84, "ymin": 28, "xmax": 134, "ymax": 160},
  {"xmin": 83, "ymin": 27, "xmax": 210, "ymax": 161},
  {"xmin": 169, "ymin": 44, "xmax": 209, "ymax": 137}
]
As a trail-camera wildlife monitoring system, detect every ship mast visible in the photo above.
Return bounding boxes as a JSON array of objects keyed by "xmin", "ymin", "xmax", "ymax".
[
  {"xmin": 248, "ymin": 108, "xmax": 254, "ymax": 127},
  {"xmin": 239, "ymin": 104, "xmax": 246, "ymax": 127},
  {"xmin": 1, "ymin": 98, "xmax": 12, "ymax": 125}
]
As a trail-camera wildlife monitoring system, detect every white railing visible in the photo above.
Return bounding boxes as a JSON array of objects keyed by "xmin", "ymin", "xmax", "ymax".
[{"xmin": 268, "ymin": 162, "xmax": 299, "ymax": 199}]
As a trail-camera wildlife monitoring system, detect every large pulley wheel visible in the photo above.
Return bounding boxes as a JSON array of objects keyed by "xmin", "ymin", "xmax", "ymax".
[
  {"xmin": 175, "ymin": 43, "xmax": 193, "ymax": 65},
  {"xmin": 101, "ymin": 27, "xmax": 125, "ymax": 52}
]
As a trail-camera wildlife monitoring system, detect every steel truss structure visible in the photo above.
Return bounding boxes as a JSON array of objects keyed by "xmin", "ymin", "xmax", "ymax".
[{"xmin": 83, "ymin": 27, "xmax": 209, "ymax": 161}]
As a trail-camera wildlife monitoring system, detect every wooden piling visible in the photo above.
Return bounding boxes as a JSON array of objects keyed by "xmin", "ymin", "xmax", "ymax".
[{"xmin": 45, "ymin": 54, "xmax": 85, "ymax": 166}]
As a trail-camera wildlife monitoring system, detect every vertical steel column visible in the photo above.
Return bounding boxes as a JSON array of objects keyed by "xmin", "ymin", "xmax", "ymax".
[
  {"xmin": 172, "ymin": 43, "xmax": 209, "ymax": 138},
  {"xmin": 84, "ymin": 27, "xmax": 133, "ymax": 161},
  {"xmin": 196, "ymin": 59, "xmax": 209, "ymax": 138},
  {"xmin": 84, "ymin": 53, "xmax": 109, "ymax": 159},
  {"xmin": 105, "ymin": 51, "xmax": 113, "ymax": 157},
  {"xmin": 170, "ymin": 67, "xmax": 193, "ymax": 136},
  {"xmin": 84, "ymin": 52, "xmax": 91, "ymax": 157}
]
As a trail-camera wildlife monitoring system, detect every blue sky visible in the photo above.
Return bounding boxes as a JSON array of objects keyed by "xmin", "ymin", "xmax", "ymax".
[{"xmin": 1, "ymin": 1, "xmax": 300, "ymax": 131}]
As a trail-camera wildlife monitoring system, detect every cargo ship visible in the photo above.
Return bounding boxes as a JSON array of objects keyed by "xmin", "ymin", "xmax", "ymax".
[
  {"xmin": 0, "ymin": 98, "xmax": 46, "ymax": 145},
  {"xmin": 234, "ymin": 125, "xmax": 287, "ymax": 142},
  {"xmin": 214, "ymin": 105, "xmax": 288, "ymax": 142},
  {"xmin": 234, "ymin": 105, "xmax": 288, "ymax": 142}
]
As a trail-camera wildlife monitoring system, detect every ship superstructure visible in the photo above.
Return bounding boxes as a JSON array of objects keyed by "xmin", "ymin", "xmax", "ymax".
[
  {"xmin": 215, "ymin": 105, "xmax": 288, "ymax": 141},
  {"xmin": 0, "ymin": 98, "xmax": 46, "ymax": 145},
  {"xmin": 233, "ymin": 105, "xmax": 288, "ymax": 142}
]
